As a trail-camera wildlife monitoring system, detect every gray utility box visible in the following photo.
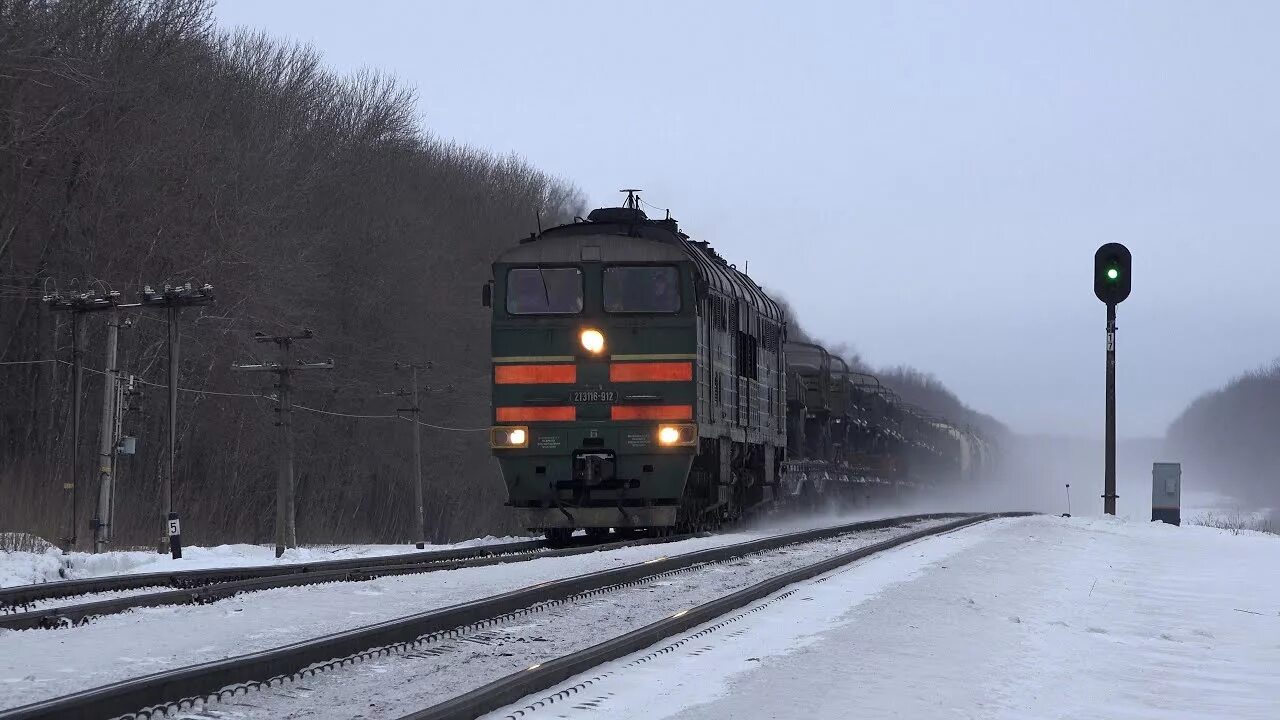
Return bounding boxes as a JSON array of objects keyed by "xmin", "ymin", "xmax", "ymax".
[{"xmin": 1152, "ymin": 462, "xmax": 1181, "ymax": 526}]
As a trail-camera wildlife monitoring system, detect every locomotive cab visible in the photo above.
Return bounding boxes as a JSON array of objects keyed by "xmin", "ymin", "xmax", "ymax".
[
  {"xmin": 486, "ymin": 205, "xmax": 786, "ymax": 541},
  {"xmin": 488, "ymin": 210, "xmax": 699, "ymax": 538}
]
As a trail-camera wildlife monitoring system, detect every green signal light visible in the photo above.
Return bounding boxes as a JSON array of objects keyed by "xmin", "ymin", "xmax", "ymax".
[{"xmin": 1106, "ymin": 267, "xmax": 1119, "ymax": 280}]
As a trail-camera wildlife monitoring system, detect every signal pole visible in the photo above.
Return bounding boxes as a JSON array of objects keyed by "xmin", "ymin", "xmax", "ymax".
[
  {"xmin": 234, "ymin": 330, "xmax": 333, "ymax": 557},
  {"xmin": 1104, "ymin": 302, "xmax": 1117, "ymax": 515},
  {"xmin": 139, "ymin": 283, "xmax": 215, "ymax": 558},
  {"xmin": 43, "ymin": 289, "xmax": 122, "ymax": 551},
  {"xmin": 387, "ymin": 362, "xmax": 432, "ymax": 549},
  {"xmin": 1093, "ymin": 243, "xmax": 1131, "ymax": 516}
]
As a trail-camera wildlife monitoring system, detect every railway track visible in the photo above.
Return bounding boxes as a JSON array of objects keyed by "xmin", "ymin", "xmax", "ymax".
[
  {"xmin": 0, "ymin": 540, "xmax": 538, "ymax": 613},
  {"xmin": 0, "ymin": 534, "xmax": 692, "ymax": 631},
  {"xmin": 0, "ymin": 511, "xmax": 1030, "ymax": 720}
]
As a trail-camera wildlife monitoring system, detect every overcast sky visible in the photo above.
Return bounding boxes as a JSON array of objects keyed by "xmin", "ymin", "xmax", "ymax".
[{"xmin": 213, "ymin": 0, "xmax": 1280, "ymax": 438}]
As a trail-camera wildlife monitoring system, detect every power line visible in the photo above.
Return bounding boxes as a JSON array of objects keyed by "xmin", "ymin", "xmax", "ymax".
[
  {"xmin": 291, "ymin": 404, "xmax": 486, "ymax": 432},
  {"xmin": 293, "ymin": 404, "xmax": 399, "ymax": 419},
  {"xmin": 406, "ymin": 416, "xmax": 488, "ymax": 433},
  {"xmin": 41, "ymin": 359, "xmax": 264, "ymax": 398},
  {"xmin": 26, "ymin": 360, "xmax": 487, "ymax": 429},
  {"xmin": 131, "ymin": 376, "xmax": 264, "ymax": 399}
]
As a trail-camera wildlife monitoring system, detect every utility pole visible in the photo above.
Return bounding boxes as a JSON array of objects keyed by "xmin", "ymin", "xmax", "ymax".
[
  {"xmin": 43, "ymin": 289, "xmax": 121, "ymax": 552},
  {"xmin": 92, "ymin": 313, "xmax": 133, "ymax": 553},
  {"xmin": 234, "ymin": 330, "xmax": 333, "ymax": 557},
  {"xmin": 139, "ymin": 283, "xmax": 215, "ymax": 558},
  {"xmin": 385, "ymin": 362, "xmax": 432, "ymax": 549}
]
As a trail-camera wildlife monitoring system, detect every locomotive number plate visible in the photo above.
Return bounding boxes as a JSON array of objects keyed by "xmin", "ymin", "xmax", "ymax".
[{"xmin": 571, "ymin": 390, "xmax": 617, "ymax": 403}]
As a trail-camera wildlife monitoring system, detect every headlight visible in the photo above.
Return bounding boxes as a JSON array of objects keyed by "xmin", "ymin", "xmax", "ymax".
[
  {"xmin": 657, "ymin": 423, "xmax": 698, "ymax": 446},
  {"xmin": 580, "ymin": 328, "xmax": 605, "ymax": 354},
  {"xmin": 490, "ymin": 425, "xmax": 529, "ymax": 449}
]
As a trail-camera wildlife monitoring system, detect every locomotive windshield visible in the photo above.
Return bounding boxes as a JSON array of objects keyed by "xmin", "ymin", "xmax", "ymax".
[
  {"xmin": 603, "ymin": 265, "xmax": 680, "ymax": 313},
  {"xmin": 506, "ymin": 267, "xmax": 583, "ymax": 314}
]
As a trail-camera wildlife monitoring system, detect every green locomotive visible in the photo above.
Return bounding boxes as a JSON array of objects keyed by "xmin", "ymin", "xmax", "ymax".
[
  {"xmin": 482, "ymin": 201, "xmax": 785, "ymax": 541},
  {"xmin": 484, "ymin": 197, "xmax": 992, "ymax": 540}
]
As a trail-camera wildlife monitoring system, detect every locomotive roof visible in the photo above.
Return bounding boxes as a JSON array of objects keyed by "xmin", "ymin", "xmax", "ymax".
[{"xmin": 499, "ymin": 207, "xmax": 782, "ymax": 323}]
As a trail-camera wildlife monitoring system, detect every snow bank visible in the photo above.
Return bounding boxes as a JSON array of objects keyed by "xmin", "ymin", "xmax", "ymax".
[
  {"xmin": 0, "ymin": 548, "xmax": 69, "ymax": 588},
  {"xmin": 0, "ymin": 536, "xmax": 532, "ymax": 589}
]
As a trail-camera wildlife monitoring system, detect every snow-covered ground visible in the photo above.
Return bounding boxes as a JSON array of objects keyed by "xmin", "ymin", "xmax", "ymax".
[
  {"xmin": 203, "ymin": 521, "xmax": 949, "ymax": 718},
  {"xmin": 0, "ymin": 536, "xmax": 532, "ymax": 589},
  {"xmin": 487, "ymin": 515, "xmax": 1280, "ymax": 720},
  {"xmin": 0, "ymin": 504, "xmax": 939, "ymax": 590},
  {"xmin": 0, "ymin": 521, "xmax": 896, "ymax": 709}
]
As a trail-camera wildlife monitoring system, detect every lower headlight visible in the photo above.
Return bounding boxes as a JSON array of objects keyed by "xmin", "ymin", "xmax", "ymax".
[
  {"xmin": 490, "ymin": 425, "xmax": 529, "ymax": 449},
  {"xmin": 657, "ymin": 423, "xmax": 698, "ymax": 446}
]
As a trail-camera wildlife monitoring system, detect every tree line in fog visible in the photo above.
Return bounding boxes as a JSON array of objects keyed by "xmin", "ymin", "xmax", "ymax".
[{"xmin": 1165, "ymin": 362, "xmax": 1280, "ymax": 508}]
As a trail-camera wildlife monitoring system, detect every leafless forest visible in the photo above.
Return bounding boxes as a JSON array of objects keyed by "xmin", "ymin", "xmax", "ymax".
[
  {"xmin": 1, "ymin": 0, "xmax": 584, "ymax": 547},
  {"xmin": 2, "ymin": 0, "xmax": 1007, "ymax": 550},
  {"xmin": 1165, "ymin": 362, "xmax": 1280, "ymax": 508}
]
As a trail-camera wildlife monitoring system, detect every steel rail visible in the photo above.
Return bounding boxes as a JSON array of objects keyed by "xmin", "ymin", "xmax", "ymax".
[
  {"xmin": 0, "ymin": 534, "xmax": 693, "ymax": 630},
  {"xmin": 403, "ymin": 511, "xmax": 1035, "ymax": 720},
  {"xmin": 0, "ymin": 539, "xmax": 547, "ymax": 613},
  {"xmin": 0, "ymin": 512, "xmax": 972, "ymax": 720}
]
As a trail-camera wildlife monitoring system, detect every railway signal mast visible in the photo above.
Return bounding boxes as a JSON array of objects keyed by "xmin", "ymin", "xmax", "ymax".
[{"xmin": 1093, "ymin": 243, "xmax": 1132, "ymax": 515}]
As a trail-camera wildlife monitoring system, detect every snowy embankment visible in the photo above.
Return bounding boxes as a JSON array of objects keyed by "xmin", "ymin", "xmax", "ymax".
[
  {"xmin": 0, "ymin": 536, "xmax": 532, "ymax": 589},
  {"xmin": 490, "ymin": 515, "xmax": 1280, "ymax": 720},
  {"xmin": 0, "ymin": 526, "xmax": 805, "ymax": 709},
  {"xmin": 206, "ymin": 521, "xmax": 951, "ymax": 718}
]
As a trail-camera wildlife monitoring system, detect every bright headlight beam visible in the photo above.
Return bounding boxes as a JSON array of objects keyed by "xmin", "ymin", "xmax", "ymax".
[
  {"xmin": 580, "ymin": 328, "xmax": 605, "ymax": 354},
  {"xmin": 508, "ymin": 428, "xmax": 526, "ymax": 445},
  {"xmin": 658, "ymin": 426, "xmax": 680, "ymax": 445}
]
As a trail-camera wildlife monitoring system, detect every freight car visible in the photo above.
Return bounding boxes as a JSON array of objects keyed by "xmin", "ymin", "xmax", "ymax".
[{"xmin": 483, "ymin": 195, "xmax": 990, "ymax": 540}]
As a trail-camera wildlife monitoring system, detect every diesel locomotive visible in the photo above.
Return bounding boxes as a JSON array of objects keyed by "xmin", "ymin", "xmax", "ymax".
[{"xmin": 483, "ymin": 196, "xmax": 991, "ymax": 540}]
